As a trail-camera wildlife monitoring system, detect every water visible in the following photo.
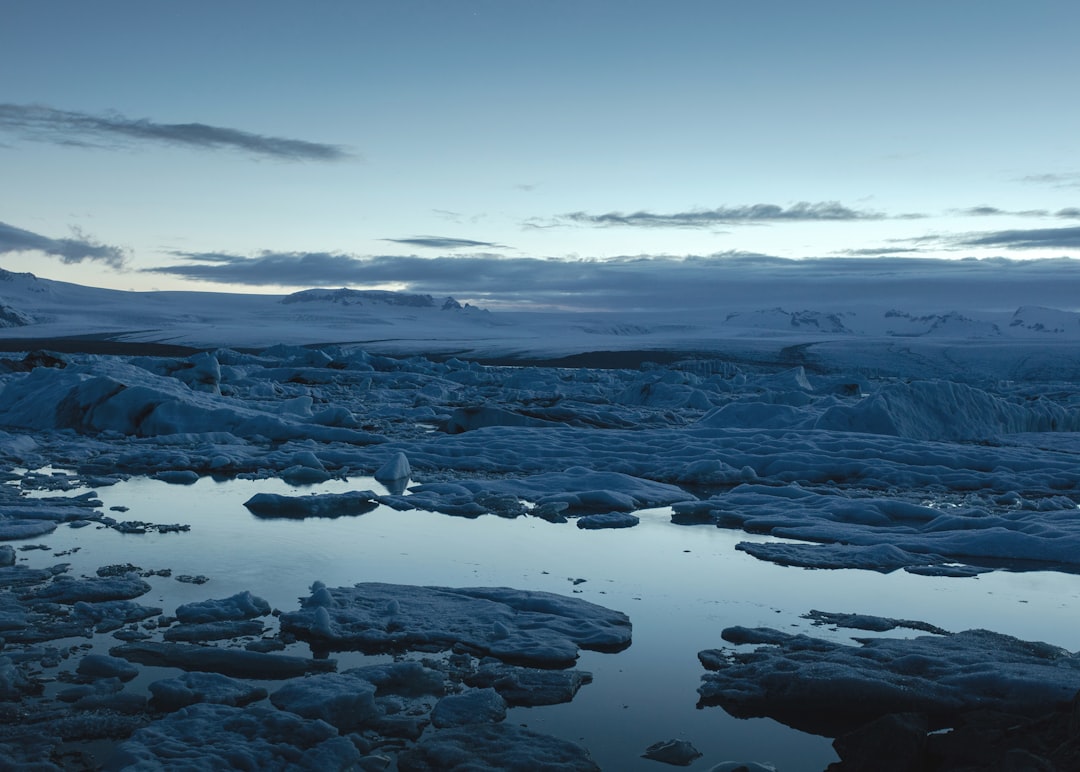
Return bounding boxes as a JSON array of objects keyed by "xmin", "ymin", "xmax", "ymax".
[{"xmin": 26, "ymin": 474, "xmax": 1080, "ymax": 771}]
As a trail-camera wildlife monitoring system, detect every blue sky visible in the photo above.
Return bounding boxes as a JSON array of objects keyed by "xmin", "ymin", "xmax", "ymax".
[{"xmin": 2, "ymin": 0, "xmax": 1080, "ymax": 308}]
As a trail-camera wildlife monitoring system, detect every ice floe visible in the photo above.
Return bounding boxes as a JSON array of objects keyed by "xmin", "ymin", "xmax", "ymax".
[
  {"xmin": 281, "ymin": 581, "xmax": 632, "ymax": 667},
  {"xmin": 698, "ymin": 621, "xmax": 1080, "ymax": 736},
  {"xmin": 396, "ymin": 722, "xmax": 601, "ymax": 771},
  {"xmin": 114, "ymin": 703, "xmax": 362, "ymax": 770}
]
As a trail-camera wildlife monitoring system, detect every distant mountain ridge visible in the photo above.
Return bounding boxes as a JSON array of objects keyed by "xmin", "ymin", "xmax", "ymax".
[
  {"xmin": 280, "ymin": 288, "xmax": 471, "ymax": 311},
  {"xmin": 0, "ymin": 266, "xmax": 1078, "ymax": 364}
]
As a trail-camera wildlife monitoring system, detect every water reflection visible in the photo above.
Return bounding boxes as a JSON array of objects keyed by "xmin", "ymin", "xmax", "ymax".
[{"xmin": 31, "ymin": 474, "xmax": 1080, "ymax": 771}]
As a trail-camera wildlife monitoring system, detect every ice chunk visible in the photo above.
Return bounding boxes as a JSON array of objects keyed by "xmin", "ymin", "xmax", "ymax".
[
  {"xmin": 163, "ymin": 619, "xmax": 265, "ymax": 642},
  {"xmin": 110, "ymin": 641, "xmax": 335, "ymax": 679},
  {"xmin": 344, "ymin": 660, "xmax": 446, "ymax": 697},
  {"xmin": 29, "ymin": 574, "xmax": 151, "ymax": 604},
  {"xmin": 430, "ymin": 687, "xmax": 507, "ymax": 728},
  {"xmin": 374, "ymin": 451, "xmax": 411, "ymax": 483},
  {"xmin": 464, "ymin": 662, "xmax": 593, "ymax": 706},
  {"xmin": 76, "ymin": 654, "xmax": 138, "ymax": 681},
  {"xmin": 698, "ymin": 625, "xmax": 1080, "ymax": 736},
  {"xmin": 575, "ymin": 512, "xmax": 639, "ymax": 530},
  {"xmin": 441, "ymin": 405, "xmax": 563, "ymax": 433},
  {"xmin": 281, "ymin": 582, "xmax": 632, "ymax": 668},
  {"xmin": 149, "ymin": 671, "xmax": 268, "ymax": 712},
  {"xmin": 114, "ymin": 703, "xmax": 360, "ymax": 769},
  {"xmin": 0, "ymin": 519, "xmax": 58, "ymax": 540},
  {"xmin": 152, "ymin": 469, "xmax": 199, "ymax": 485},
  {"xmin": 397, "ymin": 722, "xmax": 600, "ymax": 771},
  {"xmin": 0, "ymin": 656, "xmax": 38, "ymax": 699},
  {"xmin": 243, "ymin": 491, "xmax": 378, "ymax": 519},
  {"xmin": 269, "ymin": 673, "xmax": 379, "ymax": 731},
  {"xmin": 175, "ymin": 590, "xmax": 271, "ymax": 623},
  {"xmin": 641, "ymin": 738, "xmax": 703, "ymax": 766},
  {"xmin": 814, "ymin": 379, "xmax": 1080, "ymax": 441}
]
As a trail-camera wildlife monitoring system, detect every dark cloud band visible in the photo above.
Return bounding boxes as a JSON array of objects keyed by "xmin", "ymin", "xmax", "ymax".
[
  {"xmin": 0, "ymin": 104, "xmax": 350, "ymax": 161},
  {"xmin": 0, "ymin": 220, "xmax": 125, "ymax": 268},
  {"xmin": 960, "ymin": 226, "xmax": 1080, "ymax": 250},
  {"xmin": 146, "ymin": 251, "xmax": 1080, "ymax": 313},
  {"xmin": 383, "ymin": 236, "xmax": 507, "ymax": 250},
  {"xmin": 558, "ymin": 201, "xmax": 883, "ymax": 228}
]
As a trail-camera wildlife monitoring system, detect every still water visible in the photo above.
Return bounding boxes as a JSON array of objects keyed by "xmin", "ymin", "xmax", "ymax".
[{"xmin": 29, "ymin": 474, "xmax": 1080, "ymax": 771}]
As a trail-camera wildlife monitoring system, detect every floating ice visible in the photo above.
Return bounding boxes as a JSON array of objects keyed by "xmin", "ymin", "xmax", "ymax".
[
  {"xmin": 641, "ymin": 738, "xmax": 704, "ymax": 766},
  {"xmin": 686, "ymin": 485, "xmax": 1080, "ymax": 573},
  {"xmin": 149, "ymin": 672, "xmax": 268, "ymax": 712},
  {"xmin": 269, "ymin": 672, "xmax": 380, "ymax": 731},
  {"xmin": 114, "ymin": 703, "xmax": 361, "ymax": 770},
  {"xmin": 698, "ymin": 624, "xmax": 1080, "ymax": 736},
  {"xmin": 243, "ymin": 491, "xmax": 379, "ymax": 519},
  {"xmin": 174, "ymin": 591, "xmax": 271, "ymax": 623},
  {"xmin": 281, "ymin": 581, "xmax": 632, "ymax": 667},
  {"xmin": 374, "ymin": 450, "xmax": 411, "ymax": 483},
  {"xmin": 575, "ymin": 511, "xmax": 640, "ymax": 529},
  {"xmin": 430, "ymin": 687, "xmax": 507, "ymax": 728},
  {"xmin": 111, "ymin": 641, "xmax": 335, "ymax": 679},
  {"xmin": 28, "ymin": 574, "xmax": 151, "ymax": 604},
  {"xmin": 396, "ymin": 722, "xmax": 600, "ymax": 772}
]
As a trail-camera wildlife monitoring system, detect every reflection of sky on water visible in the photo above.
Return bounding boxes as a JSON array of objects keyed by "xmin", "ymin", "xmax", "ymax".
[{"xmin": 32, "ymin": 475, "xmax": 1080, "ymax": 771}]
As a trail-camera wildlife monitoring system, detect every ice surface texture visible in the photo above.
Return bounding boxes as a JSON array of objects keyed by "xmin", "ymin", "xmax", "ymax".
[
  {"xmin": 699, "ymin": 625, "xmax": 1080, "ymax": 736},
  {"xmin": 282, "ymin": 581, "xmax": 632, "ymax": 667}
]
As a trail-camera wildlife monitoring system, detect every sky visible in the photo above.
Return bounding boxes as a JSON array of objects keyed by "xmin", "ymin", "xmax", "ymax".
[{"xmin": 2, "ymin": 0, "xmax": 1080, "ymax": 311}]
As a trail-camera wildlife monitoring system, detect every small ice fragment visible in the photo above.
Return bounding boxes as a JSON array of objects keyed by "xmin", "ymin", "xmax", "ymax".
[
  {"xmin": 642, "ymin": 738, "xmax": 703, "ymax": 766},
  {"xmin": 313, "ymin": 607, "xmax": 333, "ymax": 637},
  {"xmin": 375, "ymin": 452, "xmax": 411, "ymax": 483}
]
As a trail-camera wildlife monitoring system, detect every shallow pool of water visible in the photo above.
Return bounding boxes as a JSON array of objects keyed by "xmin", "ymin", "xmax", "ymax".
[{"xmin": 25, "ymin": 474, "xmax": 1080, "ymax": 771}]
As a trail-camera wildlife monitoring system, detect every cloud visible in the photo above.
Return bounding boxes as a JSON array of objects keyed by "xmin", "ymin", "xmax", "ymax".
[
  {"xmin": 956, "ymin": 206, "xmax": 1049, "ymax": 217},
  {"xmin": 0, "ymin": 104, "xmax": 350, "ymax": 161},
  {"xmin": 554, "ymin": 201, "xmax": 885, "ymax": 228},
  {"xmin": 1021, "ymin": 173, "xmax": 1080, "ymax": 189},
  {"xmin": 953, "ymin": 206, "xmax": 1080, "ymax": 218},
  {"xmin": 0, "ymin": 220, "xmax": 126, "ymax": 267},
  {"xmin": 959, "ymin": 226, "xmax": 1080, "ymax": 250},
  {"xmin": 146, "ymin": 250, "xmax": 1080, "ymax": 313},
  {"xmin": 162, "ymin": 251, "xmax": 362, "ymax": 285},
  {"xmin": 839, "ymin": 246, "xmax": 927, "ymax": 256},
  {"xmin": 383, "ymin": 236, "xmax": 508, "ymax": 250}
]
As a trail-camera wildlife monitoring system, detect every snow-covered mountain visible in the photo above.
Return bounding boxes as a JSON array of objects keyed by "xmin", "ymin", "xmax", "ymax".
[{"xmin": 1, "ymin": 267, "xmax": 1079, "ymax": 378}]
